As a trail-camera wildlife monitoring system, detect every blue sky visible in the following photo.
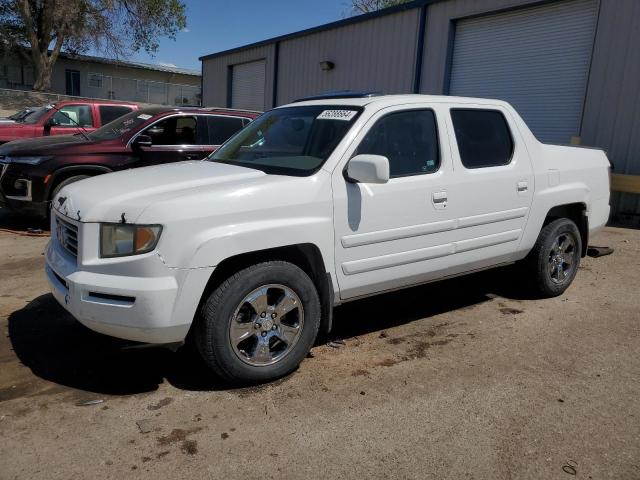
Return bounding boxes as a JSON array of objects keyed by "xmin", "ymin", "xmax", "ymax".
[{"xmin": 130, "ymin": 0, "xmax": 351, "ymax": 71}]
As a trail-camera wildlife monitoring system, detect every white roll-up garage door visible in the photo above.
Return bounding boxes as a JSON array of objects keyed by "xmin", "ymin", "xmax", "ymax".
[
  {"xmin": 449, "ymin": 0, "xmax": 598, "ymax": 144},
  {"xmin": 231, "ymin": 60, "xmax": 266, "ymax": 111}
]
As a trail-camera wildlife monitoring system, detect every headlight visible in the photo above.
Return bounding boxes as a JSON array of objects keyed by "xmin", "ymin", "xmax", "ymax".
[
  {"xmin": 6, "ymin": 155, "xmax": 53, "ymax": 165},
  {"xmin": 100, "ymin": 224, "xmax": 162, "ymax": 258}
]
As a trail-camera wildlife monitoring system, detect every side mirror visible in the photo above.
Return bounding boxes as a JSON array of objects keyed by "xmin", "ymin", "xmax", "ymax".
[
  {"xmin": 132, "ymin": 134, "xmax": 153, "ymax": 149},
  {"xmin": 43, "ymin": 116, "xmax": 57, "ymax": 134},
  {"xmin": 346, "ymin": 154, "xmax": 390, "ymax": 184}
]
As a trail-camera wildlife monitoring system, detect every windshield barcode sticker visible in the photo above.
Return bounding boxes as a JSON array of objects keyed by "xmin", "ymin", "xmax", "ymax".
[{"xmin": 317, "ymin": 110, "xmax": 358, "ymax": 121}]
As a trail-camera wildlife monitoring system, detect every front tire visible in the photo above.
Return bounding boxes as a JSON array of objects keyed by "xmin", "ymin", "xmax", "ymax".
[
  {"xmin": 196, "ymin": 261, "xmax": 321, "ymax": 384},
  {"xmin": 51, "ymin": 175, "xmax": 90, "ymax": 200},
  {"xmin": 524, "ymin": 218, "xmax": 582, "ymax": 298}
]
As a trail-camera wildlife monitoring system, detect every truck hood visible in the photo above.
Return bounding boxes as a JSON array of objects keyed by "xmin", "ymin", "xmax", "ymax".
[
  {"xmin": 52, "ymin": 161, "xmax": 265, "ymax": 223},
  {"xmin": 0, "ymin": 134, "xmax": 90, "ymax": 155}
]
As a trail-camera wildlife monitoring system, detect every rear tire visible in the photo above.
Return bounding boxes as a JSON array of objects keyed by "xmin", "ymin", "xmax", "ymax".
[
  {"xmin": 524, "ymin": 218, "xmax": 582, "ymax": 298},
  {"xmin": 196, "ymin": 261, "xmax": 321, "ymax": 385}
]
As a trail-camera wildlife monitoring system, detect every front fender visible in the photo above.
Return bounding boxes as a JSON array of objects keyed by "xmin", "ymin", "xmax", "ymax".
[{"xmin": 186, "ymin": 216, "xmax": 335, "ymax": 274}]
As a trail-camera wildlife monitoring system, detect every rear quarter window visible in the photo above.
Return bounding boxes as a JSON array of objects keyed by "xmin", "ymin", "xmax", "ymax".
[
  {"xmin": 206, "ymin": 116, "xmax": 247, "ymax": 145},
  {"xmin": 451, "ymin": 109, "xmax": 514, "ymax": 168}
]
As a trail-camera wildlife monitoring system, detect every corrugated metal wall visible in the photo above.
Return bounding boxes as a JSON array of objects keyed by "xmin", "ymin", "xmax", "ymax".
[
  {"xmin": 580, "ymin": 0, "xmax": 640, "ymax": 218},
  {"xmin": 201, "ymin": 44, "xmax": 275, "ymax": 109},
  {"xmin": 201, "ymin": 0, "xmax": 640, "ymax": 216},
  {"xmin": 419, "ymin": 0, "xmax": 534, "ymax": 94},
  {"xmin": 447, "ymin": 0, "xmax": 598, "ymax": 144},
  {"xmin": 276, "ymin": 9, "xmax": 420, "ymax": 105}
]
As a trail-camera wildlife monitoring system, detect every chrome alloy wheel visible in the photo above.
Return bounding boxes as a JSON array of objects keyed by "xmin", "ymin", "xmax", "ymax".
[
  {"xmin": 229, "ymin": 284, "xmax": 304, "ymax": 366},
  {"xmin": 548, "ymin": 233, "xmax": 577, "ymax": 284}
]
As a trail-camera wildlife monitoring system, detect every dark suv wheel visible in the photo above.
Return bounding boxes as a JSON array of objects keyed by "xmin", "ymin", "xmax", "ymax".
[
  {"xmin": 525, "ymin": 218, "xmax": 582, "ymax": 297},
  {"xmin": 196, "ymin": 261, "xmax": 321, "ymax": 384},
  {"xmin": 51, "ymin": 175, "xmax": 90, "ymax": 200}
]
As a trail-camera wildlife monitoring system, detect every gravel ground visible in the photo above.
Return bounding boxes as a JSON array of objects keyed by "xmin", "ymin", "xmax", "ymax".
[{"xmin": 0, "ymin": 210, "xmax": 638, "ymax": 480}]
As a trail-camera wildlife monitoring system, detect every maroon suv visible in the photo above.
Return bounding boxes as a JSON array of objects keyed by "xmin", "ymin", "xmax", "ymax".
[{"xmin": 0, "ymin": 106, "xmax": 260, "ymax": 218}]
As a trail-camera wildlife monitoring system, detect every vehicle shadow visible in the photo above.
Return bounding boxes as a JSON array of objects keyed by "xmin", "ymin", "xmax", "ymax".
[
  {"xmin": 8, "ymin": 267, "xmax": 531, "ymax": 396},
  {"xmin": 0, "ymin": 208, "xmax": 49, "ymax": 233},
  {"xmin": 330, "ymin": 265, "xmax": 534, "ymax": 340},
  {"xmin": 7, "ymin": 294, "xmax": 226, "ymax": 395}
]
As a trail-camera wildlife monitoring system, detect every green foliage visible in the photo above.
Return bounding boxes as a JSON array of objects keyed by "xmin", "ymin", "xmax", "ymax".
[
  {"xmin": 0, "ymin": 0, "xmax": 187, "ymax": 90},
  {"xmin": 350, "ymin": 0, "xmax": 412, "ymax": 15}
]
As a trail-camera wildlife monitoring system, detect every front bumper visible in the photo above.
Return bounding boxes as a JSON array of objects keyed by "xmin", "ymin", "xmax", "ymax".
[
  {"xmin": 0, "ymin": 193, "xmax": 48, "ymax": 217},
  {"xmin": 45, "ymin": 214, "xmax": 213, "ymax": 344}
]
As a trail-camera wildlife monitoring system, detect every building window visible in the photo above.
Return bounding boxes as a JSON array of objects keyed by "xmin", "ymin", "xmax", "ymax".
[{"xmin": 88, "ymin": 73, "xmax": 103, "ymax": 88}]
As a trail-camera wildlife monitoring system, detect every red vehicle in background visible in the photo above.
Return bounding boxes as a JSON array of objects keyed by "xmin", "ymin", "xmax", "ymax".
[
  {"xmin": 0, "ymin": 106, "xmax": 260, "ymax": 218},
  {"xmin": 0, "ymin": 100, "xmax": 139, "ymax": 144}
]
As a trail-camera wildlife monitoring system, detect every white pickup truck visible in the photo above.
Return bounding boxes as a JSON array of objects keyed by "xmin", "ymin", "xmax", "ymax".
[{"xmin": 45, "ymin": 94, "xmax": 611, "ymax": 384}]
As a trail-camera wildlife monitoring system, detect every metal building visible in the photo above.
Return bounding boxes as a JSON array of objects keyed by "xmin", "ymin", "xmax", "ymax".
[{"xmin": 200, "ymin": 0, "xmax": 640, "ymax": 219}]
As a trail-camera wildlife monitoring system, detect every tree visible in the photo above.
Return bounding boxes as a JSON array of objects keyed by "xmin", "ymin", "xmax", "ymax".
[
  {"xmin": 0, "ymin": 0, "xmax": 186, "ymax": 91},
  {"xmin": 350, "ymin": 0, "xmax": 411, "ymax": 15}
]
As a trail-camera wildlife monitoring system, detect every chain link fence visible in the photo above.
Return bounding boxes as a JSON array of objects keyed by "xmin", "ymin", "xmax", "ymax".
[{"xmin": 86, "ymin": 73, "xmax": 201, "ymax": 106}]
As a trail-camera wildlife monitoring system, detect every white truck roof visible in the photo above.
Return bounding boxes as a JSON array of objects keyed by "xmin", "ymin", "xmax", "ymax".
[{"xmin": 285, "ymin": 93, "xmax": 512, "ymax": 109}]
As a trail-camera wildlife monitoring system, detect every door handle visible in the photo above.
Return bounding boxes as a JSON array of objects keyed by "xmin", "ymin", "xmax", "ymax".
[
  {"xmin": 517, "ymin": 181, "xmax": 528, "ymax": 193},
  {"xmin": 432, "ymin": 191, "xmax": 448, "ymax": 209}
]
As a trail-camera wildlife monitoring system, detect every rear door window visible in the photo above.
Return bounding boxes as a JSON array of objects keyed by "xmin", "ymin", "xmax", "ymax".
[
  {"xmin": 206, "ymin": 116, "xmax": 247, "ymax": 145},
  {"xmin": 99, "ymin": 105, "xmax": 134, "ymax": 125},
  {"xmin": 450, "ymin": 109, "xmax": 514, "ymax": 168}
]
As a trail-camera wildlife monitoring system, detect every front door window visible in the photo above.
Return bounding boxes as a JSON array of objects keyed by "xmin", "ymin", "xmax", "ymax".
[
  {"xmin": 145, "ymin": 116, "xmax": 197, "ymax": 145},
  {"xmin": 51, "ymin": 105, "xmax": 94, "ymax": 128}
]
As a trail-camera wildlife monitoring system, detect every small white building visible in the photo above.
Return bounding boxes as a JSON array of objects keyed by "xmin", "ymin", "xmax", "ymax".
[{"xmin": 1, "ymin": 52, "xmax": 201, "ymax": 106}]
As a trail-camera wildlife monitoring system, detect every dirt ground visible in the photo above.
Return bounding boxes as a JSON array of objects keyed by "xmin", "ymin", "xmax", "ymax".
[{"xmin": 0, "ymin": 210, "xmax": 638, "ymax": 480}]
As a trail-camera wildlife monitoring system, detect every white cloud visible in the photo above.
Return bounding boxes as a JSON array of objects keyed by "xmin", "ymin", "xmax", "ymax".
[
  {"xmin": 158, "ymin": 62, "xmax": 177, "ymax": 68},
  {"xmin": 181, "ymin": 27, "xmax": 190, "ymax": 33}
]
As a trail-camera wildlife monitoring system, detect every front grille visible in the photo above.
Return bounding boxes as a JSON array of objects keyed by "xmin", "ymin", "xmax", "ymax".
[{"xmin": 56, "ymin": 214, "xmax": 79, "ymax": 258}]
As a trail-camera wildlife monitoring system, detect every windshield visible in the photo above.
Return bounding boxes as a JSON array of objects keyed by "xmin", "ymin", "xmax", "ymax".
[
  {"xmin": 20, "ymin": 106, "xmax": 50, "ymax": 124},
  {"xmin": 210, "ymin": 105, "xmax": 362, "ymax": 176},
  {"xmin": 88, "ymin": 111, "xmax": 155, "ymax": 141},
  {"xmin": 8, "ymin": 108, "xmax": 31, "ymax": 121}
]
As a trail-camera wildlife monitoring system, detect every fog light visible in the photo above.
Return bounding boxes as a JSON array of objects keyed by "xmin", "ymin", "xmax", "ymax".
[{"xmin": 12, "ymin": 179, "xmax": 30, "ymax": 197}]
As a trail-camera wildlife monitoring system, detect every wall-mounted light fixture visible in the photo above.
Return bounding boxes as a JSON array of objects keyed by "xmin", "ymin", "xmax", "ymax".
[{"xmin": 319, "ymin": 61, "xmax": 335, "ymax": 71}]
